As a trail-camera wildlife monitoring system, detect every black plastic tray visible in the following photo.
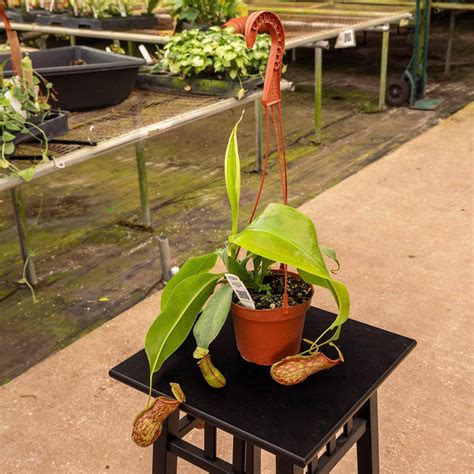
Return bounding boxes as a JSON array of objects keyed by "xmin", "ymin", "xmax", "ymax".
[
  {"xmin": 137, "ymin": 72, "xmax": 262, "ymax": 98},
  {"xmin": 6, "ymin": 8, "xmax": 47, "ymax": 24},
  {"xmin": 0, "ymin": 47, "xmax": 145, "ymax": 111},
  {"xmin": 36, "ymin": 13, "xmax": 158, "ymax": 30},
  {"xmin": 0, "ymin": 111, "xmax": 69, "ymax": 149}
]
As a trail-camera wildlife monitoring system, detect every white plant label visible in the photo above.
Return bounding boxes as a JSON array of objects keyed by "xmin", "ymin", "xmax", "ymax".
[
  {"xmin": 335, "ymin": 30, "xmax": 356, "ymax": 49},
  {"xmin": 225, "ymin": 274, "xmax": 255, "ymax": 310},
  {"xmin": 139, "ymin": 44, "xmax": 153, "ymax": 64},
  {"xmin": 118, "ymin": 1, "xmax": 127, "ymax": 17}
]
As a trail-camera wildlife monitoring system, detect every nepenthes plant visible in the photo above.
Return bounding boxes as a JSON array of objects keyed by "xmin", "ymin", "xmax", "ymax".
[{"xmin": 133, "ymin": 11, "xmax": 350, "ymax": 446}]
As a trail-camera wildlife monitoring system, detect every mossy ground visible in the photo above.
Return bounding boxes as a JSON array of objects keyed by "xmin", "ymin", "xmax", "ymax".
[{"xmin": 0, "ymin": 14, "xmax": 473, "ymax": 383}]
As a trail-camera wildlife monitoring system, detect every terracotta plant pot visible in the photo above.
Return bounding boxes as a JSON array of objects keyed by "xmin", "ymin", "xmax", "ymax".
[{"xmin": 230, "ymin": 271, "xmax": 313, "ymax": 366}]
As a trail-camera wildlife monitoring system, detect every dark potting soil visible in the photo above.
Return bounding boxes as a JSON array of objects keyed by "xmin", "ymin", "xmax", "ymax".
[{"xmin": 233, "ymin": 273, "xmax": 312, "ymax": 310}]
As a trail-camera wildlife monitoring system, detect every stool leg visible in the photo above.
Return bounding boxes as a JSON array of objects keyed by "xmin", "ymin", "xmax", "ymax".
[
  {"xmin": 246, "ymin": 443, "xmax": 261, "ymax": 474},
  {"xmin": 275, "ymin": 456, "xmax": 304, "ymax": 474},
  {"xmin": 356, "ymin": 392, "xmax": 380, "ymax": 474},
  {"xmin": 204, "ymin": 424, "xmax": 217, "ymax": 460},
  {"xmin": 232, "ymin": 437, "xmax": 246, "ymax": 473},
  {"xmin": 152, "ymin": 411, "xmax": 179, "ymax": 474}
]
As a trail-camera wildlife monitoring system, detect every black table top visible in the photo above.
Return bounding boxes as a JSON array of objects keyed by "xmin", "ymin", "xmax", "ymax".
[{"xmin": 110, "ymin": 307, "xmax": 416, "ymax": 466}]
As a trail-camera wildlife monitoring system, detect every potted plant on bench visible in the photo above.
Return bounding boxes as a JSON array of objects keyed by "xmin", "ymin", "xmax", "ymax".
[{"xmin": 138, "ymin": 26, "xmax": 271, "ymax": 98}]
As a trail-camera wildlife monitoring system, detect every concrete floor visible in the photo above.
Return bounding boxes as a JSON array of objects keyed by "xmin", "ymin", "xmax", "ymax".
[{"xmin": 1, "ymin": 100, "xmax": 472, "ymax": 473}]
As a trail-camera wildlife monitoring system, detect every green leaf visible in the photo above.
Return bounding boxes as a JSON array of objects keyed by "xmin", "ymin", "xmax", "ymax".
[
  {"xmin": 17, "ymin": 167, "xmax": 36, "ymax": 182},
  {"xmin": 224, "ymin": 114, "xmax": 243, "ymax": 236},
  {"xmin": 230, "ymin": 203, "xmax": 330, "ymax": 279},
  {"xmin": 320, "ymin": 245, "xmax": 341, "ymax": 273},
  {"xmin": 99, "ymin": 296, "xmax": 109, "ymax": 302},
  {"xmin": 193, "ymin": 284, "xmax": 233, "ymax": 351},
  {"xmin": 2, "ymin": 131, "xmax": 16, "ymax": 142},
  {"xmin": 146, "ymin": 272, "xmax": 222, "ymax": 376},
  {"xmin": 220, "ymin": 247, "xmax": 253, "ymax": 285},
  {"xmin": 3, "ymin": 142, "xmax": 15, "ymax": 156},
  {"xmin": 298, "ymin": 269, "xmax": 350, "ymax": 344},
  {"xmin": 161, "ymin": 252, "xmax": 218, "ymax": 311}
]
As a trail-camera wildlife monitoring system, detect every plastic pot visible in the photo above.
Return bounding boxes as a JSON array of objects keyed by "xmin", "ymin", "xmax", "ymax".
[{"xmin": 230, "ymin": 270, "xmax": 313, "ymax": 366}]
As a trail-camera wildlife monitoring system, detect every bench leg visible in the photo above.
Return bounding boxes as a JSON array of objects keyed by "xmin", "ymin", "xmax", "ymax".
[
  {"xmin": 356, "ymin": 392, "xmax": 380, "ymax": 474},
  {"xmin": 152, "ymin": 410, "xmax": 179, "ymax": 474},
  {"xmin": 135, "ymin": 140, "xmax": 152, "ymax": 228},
  {"xmin": 11, "ymin": 188, "xmax": 38, "ymax": 287},
  {"xmin": 314, "ymin": 47, "xmax": 323, "ymax": 144}
]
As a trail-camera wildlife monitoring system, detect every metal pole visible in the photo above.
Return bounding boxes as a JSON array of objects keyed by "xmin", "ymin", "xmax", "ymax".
[
  {"xmin": 127, "ymin": 40, "xmax": 134, "ymax": 56},
  {"xmin": 444, "ymin": 10, "xmax": 456, "ymax": 79},
  {"xmin": 135, "ymin": 140, "xmax": 151, "ymax": 228},
  {"xmin": 158, "ymin": 235, "xmax": 172, "ymax": 282},
  {"xmin": 379, "ymin": 28, "xmax": 390, "ymax": 111},
  {"xmin": 69, "ymin": 35, "xmax": 76, "ymax": 46},
  {"xmin": 291, "ymin": 48, "xmax": 297, "ymax": 63},
  {"xmin": 10, "ymin": 188, "xmax": 38, "ymax": 286},
  {"xmin": 419, "ymin": 0, "xmax": 432, "ymax": 98},
  {"xmin": 254, "ymin": 99, "xmax": 263, "ymax": 173},
  {"xmin": 314, "ymin": 47, "xmax": 323, "ymax": 144}
]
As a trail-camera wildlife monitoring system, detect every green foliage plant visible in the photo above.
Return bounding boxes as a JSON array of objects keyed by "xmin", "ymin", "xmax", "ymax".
[
  {"xmin": 69, "ymin": 0, "xmax": 134, "ymax": 19},
  {"xmin": 0, "ymin": 55, "xmax": 55, "ymax": 182},
  {"xmin": 144, "ymin": 114, "xmax": 350, "ymax": 397},
  {"xmin": 159, "ymin": 0, "xmax": 245, "ymax": 26},
  {"xmin": 152, "ymin": 27, "xmax": 270, "ymax": 81}
]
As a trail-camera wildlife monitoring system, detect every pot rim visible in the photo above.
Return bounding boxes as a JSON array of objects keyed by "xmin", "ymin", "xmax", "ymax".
[{"xmin": 230, "ymin": 269, "xmax": 313, "ymax": 321}]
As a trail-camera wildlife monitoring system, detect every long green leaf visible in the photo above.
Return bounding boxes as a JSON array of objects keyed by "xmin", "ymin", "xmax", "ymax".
[
  {"xmin": 230, "ymin": 203, "xmax": 330, "ymax": 279},
  {"xmin": 225, "ymin": 113, "xmax": 243, "ymax": 236},
  {"xmin": 298, "ymin": 270, "xmax": 350, "ymax": 344},
  {"xmin": 161, "ymin": 252, "xmax": 218, "ymax": 310},
  {"xmin": 193, "ymin": 284, "xmax": 233, "ymax": 350},
  {"xmin": 146, "ymin": 272, "xmax": 222, "ymax": 376}
]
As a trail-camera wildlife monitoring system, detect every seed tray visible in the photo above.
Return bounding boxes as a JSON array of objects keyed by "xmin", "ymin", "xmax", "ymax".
[
  {"xmin": 36, "ymin": 13, "xmax": 158, "ymax": 30},
  {"xmin": 137, "ymin": 72, "xmax": 262, "ymax": 98}
]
